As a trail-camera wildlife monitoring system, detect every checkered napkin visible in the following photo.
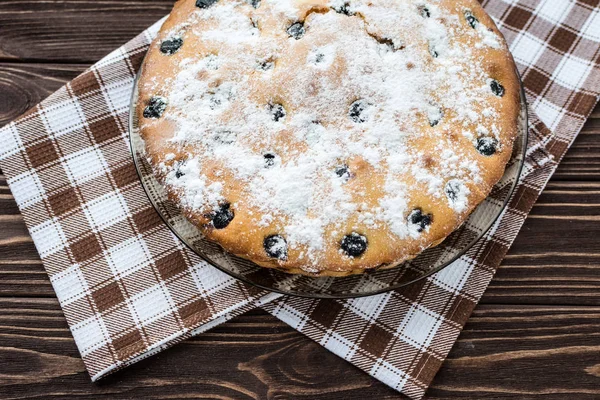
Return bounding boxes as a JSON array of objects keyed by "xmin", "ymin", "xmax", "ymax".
[{"xmin": 0, "ymin": 0, "xmax": 598, "ymax": 398}]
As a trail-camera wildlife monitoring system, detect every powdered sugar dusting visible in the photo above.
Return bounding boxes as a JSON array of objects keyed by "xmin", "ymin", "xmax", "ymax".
[{"xmin": 141, "ymin": 0, "xmax": 513, "ymax": 269}]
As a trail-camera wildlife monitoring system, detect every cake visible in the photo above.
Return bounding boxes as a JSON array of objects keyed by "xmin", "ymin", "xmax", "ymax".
[{"xmin": 136, "ymin": 0, "xmax": 521, "ymax": 276}]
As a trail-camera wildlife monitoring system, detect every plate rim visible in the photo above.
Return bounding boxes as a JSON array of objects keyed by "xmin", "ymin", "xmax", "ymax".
[{"xmin": 129, "ymin": 59, "xmax": 529, "ymax": 299}]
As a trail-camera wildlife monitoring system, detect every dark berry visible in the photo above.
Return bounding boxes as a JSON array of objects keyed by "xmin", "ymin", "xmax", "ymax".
[
  {"xmin": 418, "ymin": 5, "xmax": 430, "ymax": 18},
  {"xmin": 213, "ymin": 130, "xmax": 236, "ymax": 145},
  {"xmin": 476, "ymin": 137, "xmax": 498, "ymax": 156},
  {"xmin": 205, "ymin": 54, "xmax": 219, "ymax": 70},
  {"xmin": 408, "ymin": 208, "xmax": 432, "ymax": 233},
  {"xmin": 196, "ymin": 0, "xmax": 218, "ymax": 8},
  {"xmin": 174, "ymin": 161, "xmax": 186, "ymax": 179},
  {"xmin": 269, "ymin": 103, "xmax": 286, "ymax": 121},
  {"xmin": 248, "ymin": 0, "xmax": 260, "ymax": 8},
  {"xmin": 349, "ymin": 99, "xmax": 370, "ymax": 123},
  {"xmin": 490, "ymin": 79, "xmax": 505, "ymax": 97},
  {"xmin": 264, "ymin": 153, "xmax": 276, "ymax": 168},
  {"xmin": 340, "ymin": 232, "xmax": 368, "ymax": 257},
  {"xmin": 465, "ymin": 10, "xmax": 478, "ymax": 28},
  {"xmin": 287, "ymin": 22, "xmax": 305, "ymax": 40},
  {"xmin": 211, "ymin": 203, "xmax": 234, "ymax": 229},
  {"xmin": 160, "ymin": 38, "xmax": 183, "ymax": 55},
  {"xmin": 333, "ymin": 2, "xmax": 353, "ymax": 15},
  {"xmin": 429, "ymin": 45, "xmax": 439, "ymax": 58},
  {"xmin": 264, "ymin": 235, "xmax": 288, "ymax": 260},
  {"xmin": 143, "ymin": 96, "xmax": 167, "ymax": 119},
  {"xmin": 429, "ymin": 107, "xmax": 443, "ymax": 127},
  {"xmin": 258, "ymin": 59, "xmax": 274, "ymax": 71},
  {"xmin": 445, "ymin": 180, "xmax": 461, "ymax": 202},
  {"xmin": 209, "ymin": 96, "xmax": 221, "ymax": 109},
  {"xmin": 315, "ymin": 53, "xmax": 325, "ymax": 63},
  {"xmin": 335, "ymin": 164, "xmax": 351, "ymax": 182}
]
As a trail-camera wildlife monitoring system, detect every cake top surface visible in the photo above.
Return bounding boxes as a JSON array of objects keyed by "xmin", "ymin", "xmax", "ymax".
[{"xmin": 137, "ymin": 0, "xmax": 520, "ymax": 274}]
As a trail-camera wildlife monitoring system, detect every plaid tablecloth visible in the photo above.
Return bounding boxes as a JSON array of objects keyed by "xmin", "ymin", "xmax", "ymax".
[{"xmin": 0, "ymin": 0, "xmax": 599, "ymax": 398}]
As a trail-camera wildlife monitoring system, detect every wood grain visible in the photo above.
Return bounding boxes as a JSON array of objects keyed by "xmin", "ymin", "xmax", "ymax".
[
  {"xmin": 0, "ymin": 299, "xmax": 598, "ymax": 399},
  {"xmin": 554, "ymin": 117, "xmax": 600, "ymax": 180},
  {"xmin": 0, "ymin": 1, "xmax": 172, "ymax": 63},
  {"xmin": 2, "ymin": 174, "xmax": 600, "ymax": 303},
  {"xmin": 430, "ymin": 305, "xmax": 600, "ymax": 399},
  {"xmin": 0, "ymin": 64, "xmax": 597, "ymax": 178},
  {"xmin": 0, "ymin": 64, "xmax": 85, "ymax": 125},
  {"xmin": 0, "ymin": 1, "xmax": 598, "ymax": 398}
]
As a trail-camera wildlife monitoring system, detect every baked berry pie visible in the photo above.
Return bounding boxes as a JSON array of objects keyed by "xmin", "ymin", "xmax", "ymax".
[{"xmin": 136, "ymin": 0, "xmax": 520, "ymax": 276}]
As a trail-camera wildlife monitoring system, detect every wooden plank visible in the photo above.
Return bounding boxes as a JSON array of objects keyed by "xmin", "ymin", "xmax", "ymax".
[
  {"xmin": 0, "ymin": 63, "xmax": 596, "ymax": 181},
  {"xmin": 0, "ymin": 1, "xmax": 172, "ymax": 63},
  {"xmin": 483, "ymin": 181, "xmax": 600, "ymax": 305},
  {"xmin": 0, "ymin": 64, "xmax": 597, "ymax": 177},
  {"xmin": 554, "ymin": 107, "xmax": 600, "ymax": 180},
  {"xmin": 0, "ymin": 299, "xmax": 598, "ymax": 399},
  {"xmin": 2, "ymin": 178, "xmax": 600, "ymax": 304},
  {"xmin": 429, "ymin": 305, "xmax": 600, "ymax": 399},
  {"xmin": 3, "ymin": 63, "xmax": 595, "ymax": 301},
  {"xmin": 0, "ymin": 63, "xmax": 86, "ymax": 126},
  {"xmin": 553, "ymin": 128, "xmax": 600, "ymax": 181}
]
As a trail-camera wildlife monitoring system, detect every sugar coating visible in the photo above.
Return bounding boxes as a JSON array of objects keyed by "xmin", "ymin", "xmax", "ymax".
[{"xmin": 137, "ymin": 0, "xmax": 520, "ymax": 275}]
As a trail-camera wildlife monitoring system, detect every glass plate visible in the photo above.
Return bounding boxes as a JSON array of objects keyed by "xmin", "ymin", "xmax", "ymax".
[{"xmin": 130, "ymin": 71, "xmax": 528, "ymax": 299}]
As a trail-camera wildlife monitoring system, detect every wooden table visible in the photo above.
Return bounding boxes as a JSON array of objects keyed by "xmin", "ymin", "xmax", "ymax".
[{"xmin": 1, "ymin": 1, "xmax": 599, "ymax": 398}]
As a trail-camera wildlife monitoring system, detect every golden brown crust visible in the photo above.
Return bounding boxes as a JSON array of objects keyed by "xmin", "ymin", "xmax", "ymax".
[{"xmin": 136, "ymin": 0, "xmax": 520, "ymax": 276}]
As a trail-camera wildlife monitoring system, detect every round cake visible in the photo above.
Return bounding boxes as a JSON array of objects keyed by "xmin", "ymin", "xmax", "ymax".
[{"xmin": 136, "ymin": 0, "xmax": 520, "ymax": 276}]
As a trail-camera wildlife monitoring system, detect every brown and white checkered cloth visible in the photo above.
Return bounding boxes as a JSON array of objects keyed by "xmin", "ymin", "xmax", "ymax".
[{"xmin": 0, "ymin": 0, "xmax": 599, "ymax": 398}]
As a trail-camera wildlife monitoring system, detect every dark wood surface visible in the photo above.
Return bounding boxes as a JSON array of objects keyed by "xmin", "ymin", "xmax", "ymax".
[{"xmin": 0, "ymin": 1, "xmax": 599, "ymax": 399}]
